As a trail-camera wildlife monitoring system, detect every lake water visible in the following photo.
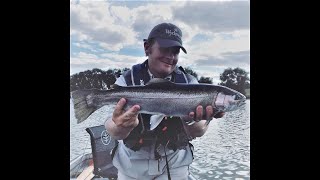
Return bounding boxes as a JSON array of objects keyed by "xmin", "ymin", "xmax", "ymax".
[{"xmin": 70, "ymin": 99, "xmax": 250, "ymax": 179}]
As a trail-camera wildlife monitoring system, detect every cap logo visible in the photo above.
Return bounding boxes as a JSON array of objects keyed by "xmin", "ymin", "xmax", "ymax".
[{"xmin": 165, "ymin": 29, "xmax": 181, "ymax": 39}]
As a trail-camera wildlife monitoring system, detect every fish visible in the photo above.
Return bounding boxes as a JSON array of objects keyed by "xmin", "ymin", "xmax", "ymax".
[{"xmin": 71, "ymin": 78, "xmax": 246, "ymax": 123}]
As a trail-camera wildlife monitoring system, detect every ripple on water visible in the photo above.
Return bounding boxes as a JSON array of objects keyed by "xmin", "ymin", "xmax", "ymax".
[
  {"xmin": 222, "ymin": 177, "xmax": 233, "ymax": 180},
  {"xmin": 236, "ymin": 171, "xmax": 250, "ymax": 176},
  {"xmin": 225, "ymin": 171, "xmax": 233, "ymax": 175},
  {"xmin": 207, "ymin": 170, "xmax": 213, "ymax": 174},
  {"xmin": 188, "ymin": 100, "xmax": 250, "ymax": 179}
]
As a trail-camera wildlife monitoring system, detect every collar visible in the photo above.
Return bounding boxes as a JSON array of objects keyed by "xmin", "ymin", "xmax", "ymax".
[{"xmin": 147, "ymin": 68, "xmax": 172, "ymax": 81}]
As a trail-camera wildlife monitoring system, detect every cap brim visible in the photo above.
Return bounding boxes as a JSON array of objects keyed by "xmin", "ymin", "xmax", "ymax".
[{"xmin": 155, "ymin": 38, "xmax": 187, "ymax": 54}]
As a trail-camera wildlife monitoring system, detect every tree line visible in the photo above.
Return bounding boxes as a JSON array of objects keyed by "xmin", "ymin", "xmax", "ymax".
[
  {"xmin": 70, "ymin": 68, "xmax": 128, "ymax": 92},
  {"xmin": 70, "ymin": 67, "xmax": 250, "ymax": 97},
  {"xmin": 218, "ymin": 67, "xmax": 250, "ymax": 97}
]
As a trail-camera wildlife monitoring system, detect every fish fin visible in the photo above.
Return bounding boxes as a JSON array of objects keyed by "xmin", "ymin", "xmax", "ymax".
[
  {"xmin": 146, "ymin": 78, "xmax": 174, "ymax": 85},
  {"xmin": 71, "ymin": 90, "xmax": 98, "ymax": 123}
]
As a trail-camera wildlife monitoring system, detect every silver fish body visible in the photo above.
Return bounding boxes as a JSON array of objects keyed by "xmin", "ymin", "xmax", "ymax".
[{"xmin": 71, "ymin": 78, "xmax": 246, "ymax": 123}]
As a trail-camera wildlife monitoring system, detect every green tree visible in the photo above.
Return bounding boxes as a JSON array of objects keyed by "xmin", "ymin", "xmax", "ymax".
[
  {"xmin": 70, "ymin": 68, "xmax": 118, "ymax": 91},
  {"xmin": 92, "ymin": 68, "xmax": 104, "ymax": 89},
  {"xmin": 104, "ymin": 69, "xmax": 117, "ymax": 89},
  {"xmin": 122, "ymin": 67, "xmax": 130, "ymax": 73},
  {"xmin": 219, "ymin": 67, "xmax": 250, "ymax": 96},
  {"xmin": 113, "ymin": 68, "xmax": 122, "ymax": 78},
  {"xmin": 183, "ymin": 67, "xmax": 213, "ymax": 84},
  {"xmin": 184, "ymin": 67, "xmax": 198, "ymax": 80},
  {"xmin": 198, "ymin": 76, "xmax": 213, "ymax": 84}
]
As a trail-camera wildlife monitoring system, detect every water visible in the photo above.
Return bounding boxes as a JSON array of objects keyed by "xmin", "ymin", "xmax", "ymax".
[
  {"xmin": 70, "ymin": 99, "xmax": 250, "ymax": 179},
  {"xmin": 70, "ymin": 98, "xmax": 115, "ymax": 160},
  {"xmin": 189, "ymin": 100, "xmax": 250, "ymax": 179}
]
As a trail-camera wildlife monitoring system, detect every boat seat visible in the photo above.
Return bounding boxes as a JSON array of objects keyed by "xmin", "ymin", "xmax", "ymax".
[{"xmin": 86, "ymin": 125, "xmax": 118, "ymax": 179}]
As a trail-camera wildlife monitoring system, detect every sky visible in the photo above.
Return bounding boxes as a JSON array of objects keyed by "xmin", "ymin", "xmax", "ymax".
[{"xmin": 70, "ymin": 0, "xmax": 250, "ymax": 84}]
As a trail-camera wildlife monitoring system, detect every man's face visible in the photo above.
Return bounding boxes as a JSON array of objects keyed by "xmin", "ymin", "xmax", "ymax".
[{"xmin": 147, "ymin": 41, "xmax": 180, "ymax": 78}]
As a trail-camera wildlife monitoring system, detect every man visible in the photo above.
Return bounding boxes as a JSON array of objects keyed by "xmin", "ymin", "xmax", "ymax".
[{"xmin": 105, "ymin": 23, "xmax": 224, "ymax": 180}]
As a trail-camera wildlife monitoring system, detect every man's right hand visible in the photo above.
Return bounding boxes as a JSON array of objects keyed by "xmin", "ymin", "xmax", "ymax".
[{"xmin": 112, "ymin": 98, "xmax": 140, "ymax": 130}]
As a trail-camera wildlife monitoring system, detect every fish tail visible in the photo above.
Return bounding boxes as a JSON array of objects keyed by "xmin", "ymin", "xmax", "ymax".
[{"xmin": 71, "ymin": 90, "xmax": 97, "ymax": 123}]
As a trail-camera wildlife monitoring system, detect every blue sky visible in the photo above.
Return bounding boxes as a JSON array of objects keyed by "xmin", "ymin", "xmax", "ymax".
[{"xmin": 70, "ymin": 0, "xmax": 250, "ymax": 84}]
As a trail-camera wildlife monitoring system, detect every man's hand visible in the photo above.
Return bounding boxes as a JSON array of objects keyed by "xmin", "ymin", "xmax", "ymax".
[
  {"xmin": 106, "ymin": 98, "xmax": 141, "ymax": 140},
  {"xmin": 112, "ymin": 98, "xmax": 140, "ymax": 129},
  {"xmin": 188, "ymin": 105, "xmax": 225, "ymax": 121},
  {"xmin": 182, "ymin": 105, "xmax": 225, "ymax": 138}
]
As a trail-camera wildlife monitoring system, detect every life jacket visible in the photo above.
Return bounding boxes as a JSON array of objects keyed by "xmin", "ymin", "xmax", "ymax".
[
  {"xmin": 123, "ymin": 59, "xmax": 191, "ymax": 86},
  {"xmin": 122, "ymin": 60, "xmax": 194, "ymax": 157}
]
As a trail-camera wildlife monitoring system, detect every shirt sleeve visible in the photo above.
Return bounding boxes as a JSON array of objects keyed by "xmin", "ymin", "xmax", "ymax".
[
  {"xmin": 114, "ymin": 75, "xmax": 127, "ymax": 86},
  {"xmin": 187, "ymin": 74, "xmax": 199, "ymax": 84}
]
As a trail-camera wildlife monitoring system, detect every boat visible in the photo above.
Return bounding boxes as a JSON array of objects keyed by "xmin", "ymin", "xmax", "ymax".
[
  {"xmin": 70, "ymin": 125, "xmax": 118, "ymax": 180},
  {"xmin": 70, "ymin": 152, "xmax": 115, "ymax": 180},
  {"xmin": 70, "ymin": 125, "xmax": 197, "ymax": 180}
]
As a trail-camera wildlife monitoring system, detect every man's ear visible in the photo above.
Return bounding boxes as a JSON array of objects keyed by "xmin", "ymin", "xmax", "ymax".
[{"xmin": 144, "ymin": 42, "xmax": 150, "ymax": 56}]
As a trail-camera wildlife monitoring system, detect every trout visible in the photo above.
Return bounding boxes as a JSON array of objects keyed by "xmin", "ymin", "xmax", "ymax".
[{"xmin": 71, "ymin": 78, "xmax": 246, "ymax": 123}]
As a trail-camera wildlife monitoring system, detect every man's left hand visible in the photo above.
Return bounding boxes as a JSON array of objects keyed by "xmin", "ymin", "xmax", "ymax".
[{"xmin": 189, "ymin": 105, "xmax": 225, "ymax": 121}]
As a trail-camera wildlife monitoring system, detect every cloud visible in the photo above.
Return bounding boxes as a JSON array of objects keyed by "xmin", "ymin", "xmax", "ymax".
[
  {"xmin": 131, "ymin": 3, "xmax": 179, "ymax": 40},
  {"xmin": 70, "ymin": 0, "xmax": 250, "ymax": 82},
  {"xmin": 70, "ymin": 51, "xmax": 145, "ymax": 75},
  {"xmin": 70, "ymin": 1, "xmax": 136, "ymax": 51},
  {"xmin": 173, "ymin": 1, "xmax": 249, "ymax": 32},
  {"xmin": 187, "ymin": 29, "xmax": 249, "ymax": 54},
  {"xmin": 194, "ymin": 50, "xmax": 250, "ymax": 67}
]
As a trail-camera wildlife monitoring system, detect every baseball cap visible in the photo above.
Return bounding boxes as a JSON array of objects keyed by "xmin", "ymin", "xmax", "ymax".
[{"xmin": 144, "ymin": 23, "xmax": 187, "ymax": 54}]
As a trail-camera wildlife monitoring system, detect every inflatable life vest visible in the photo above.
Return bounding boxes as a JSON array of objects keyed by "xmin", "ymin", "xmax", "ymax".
[{"xmin": 122, "ymin": 60, "xmax": 194, "ymax": 154}]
